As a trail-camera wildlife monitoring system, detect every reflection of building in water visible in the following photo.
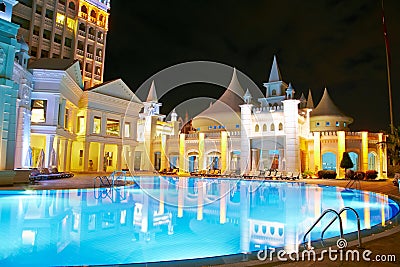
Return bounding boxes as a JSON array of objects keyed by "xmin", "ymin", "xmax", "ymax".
[{"xmin": 0, "ymin": 177, "xmax": 393, "ymax": 264}]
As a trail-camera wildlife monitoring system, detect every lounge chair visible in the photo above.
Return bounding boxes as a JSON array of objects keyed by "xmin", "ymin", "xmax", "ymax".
[
  {"xmin": 272, "ymin": 171, "xmax": 282, "ymax": 180},
  {"xmin": 29, "ymin": 167, "xmax": 74, "ymax": 182}
]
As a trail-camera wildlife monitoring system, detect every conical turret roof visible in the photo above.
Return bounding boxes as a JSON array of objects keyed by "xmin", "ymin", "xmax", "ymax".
[
  {"xmin": 146, "ymin": 80, "xmax": 158, "ymax": 102},
  {"xmin": 306, "ymin": 89, "xmax": 314, "ymax": 109},
  {"xmin": 268, "ymin": 55, "xmax": 282, "ymax": 82},
  {"xmin": 311, "ymin": 88, "xmax": 350, "ymax": 118}
]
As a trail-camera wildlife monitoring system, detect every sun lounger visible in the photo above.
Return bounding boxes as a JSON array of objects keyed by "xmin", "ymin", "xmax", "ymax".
[{"xmin": 29, "ymin": 168, "xmax": 74, "ymax": 182}]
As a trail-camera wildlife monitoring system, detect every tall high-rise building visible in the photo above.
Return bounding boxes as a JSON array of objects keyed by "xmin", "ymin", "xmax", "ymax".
[{"xmin": 12, "ymin": 0, "xmax": 110, "ymax": 89}]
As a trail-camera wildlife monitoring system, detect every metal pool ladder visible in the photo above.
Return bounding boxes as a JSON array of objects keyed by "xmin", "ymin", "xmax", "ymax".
[{"xmin": 302, "ymin": 207, "xmax": 362, "ymax": 249}]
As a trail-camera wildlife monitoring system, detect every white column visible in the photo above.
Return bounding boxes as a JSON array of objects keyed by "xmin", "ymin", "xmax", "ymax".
[
  {"xmin": 240, "ymin": 104, "xmax": 253, "ymax": 174},
  {"xmin": 283, "ymin": 99, "xmax": 301, "ymax": 172},
  {"xmin": 98, "ymin": 143, "xmax": 105, "ymax": 172}
]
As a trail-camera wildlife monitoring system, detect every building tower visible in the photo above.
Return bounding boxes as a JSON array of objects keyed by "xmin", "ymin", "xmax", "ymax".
[{"xmin": 12, "ymin": 0, "xmax": 110, "ymax": 88}]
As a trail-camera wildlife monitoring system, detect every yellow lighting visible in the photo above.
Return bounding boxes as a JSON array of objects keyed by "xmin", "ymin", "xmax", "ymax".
[
  {"xmin": 313, "ymin": 132, "xmax": 321, "ymax": 172},
  {"xmin": 337, "ymin": 131, "xmax": 346, "ymax": 178},
  {"xmin": 361, "ymin": 132, "xmax": 368, "ymax": 172},
  {"xmin": 221, "ymin": 131, "xmax": 228, "ymax": 173},
  {"xmin": 364, "ymin": 193, "xmax": 371, "ymax": 229},
  {"xmin": 179, "ymin": 134, "xmax": 185, "ymax": 172},
  {"xmin": 56, "ymin": 13, "xmax": 65, "ymax": 24},
  {"xmin": 67, "ymin": 17, "xmax": 76, "ymax": 31}
]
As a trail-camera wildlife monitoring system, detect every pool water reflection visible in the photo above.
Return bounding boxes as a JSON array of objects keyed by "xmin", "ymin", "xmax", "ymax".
[{"xmin": 0, "ymin": 177, "xmax": 398, "ymax": 266}]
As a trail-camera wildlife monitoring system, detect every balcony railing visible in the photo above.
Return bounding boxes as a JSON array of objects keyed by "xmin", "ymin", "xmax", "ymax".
[
  {"xmin": 86, "ymin": 53, "xmax": 94, "ymax": 59},
  {"xmin": 79, "ymin": 12, "xmax": 88, "ymax": 19},
  {"xmin": 88, "ymin": 34, "xmax": 95, "ymax": 41},
  {"xmin": 95, "ymin": 56, "xmax": 102, "ymax": 62},
  {"xmin": 76, "ymin": 49, "xmax": 84, "ymax": 56},
  {"xmin": 85, "ymin": 71, "xmax": 92, "ymax": 78},
  {"xmin": 78, "ymin": 30, "xmax": 86, "ymax": 37}
]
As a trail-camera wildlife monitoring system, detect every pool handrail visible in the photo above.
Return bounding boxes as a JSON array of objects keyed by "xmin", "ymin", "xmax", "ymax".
[
  {"xmin": 320, "ymin": 206, "xmax": 362, "ymax": 248},
  {"xmin": 302, "ymin": 208, "xmax": 344, "ymax": 250}
]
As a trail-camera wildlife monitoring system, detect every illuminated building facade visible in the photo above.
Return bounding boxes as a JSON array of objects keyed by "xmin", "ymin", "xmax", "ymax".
[
  {"xmin": 12, "ymin": 0, "xmax": 110, "ymax": 88},
  {"xmin": 136, "ymin": 56, "xmax": 388, "ymax": 178}
]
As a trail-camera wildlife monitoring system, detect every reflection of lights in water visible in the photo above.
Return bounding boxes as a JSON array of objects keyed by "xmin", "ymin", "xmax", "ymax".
[{"xmin": 0, "ymin": 178, "xmax": 398, "ymax": 266}]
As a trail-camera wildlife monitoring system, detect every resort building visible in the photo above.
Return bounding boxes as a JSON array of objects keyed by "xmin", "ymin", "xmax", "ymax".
[
  {"xmin": 12, "ymin": 0, "xmax": 110, "ymax": 88},
  {"xmin": 135, "ymin": 56, "xmax": 388, "ymax": 178}
]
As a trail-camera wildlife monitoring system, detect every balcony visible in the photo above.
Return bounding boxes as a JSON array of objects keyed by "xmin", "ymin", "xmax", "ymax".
[
  {"xmin": 67, "ymin": 9, "xmax": 76, "ymax": 17},
  {"xmin": 76, "ymin": 49, "xmax": 84, "ymax": 56},
  {"xmin": 97, "ymin": 21, "xmax": 105, "ymax": 28},
  {"xmin": 88, "ymin": 34, "xmax": 95, "ymax": 41},
  {"xmin": 89, "ymin": 17, "xmax": 96, "ymax": 23},
  {"xmin": 44, "ymin": 17, "xmax": 53, "ymax": 27},
  {"xmin": 78, "ymin": 30, "xmax": 86, "ymax": 37},
  {"xmin": 97, "ymin": 38, "xmax": 104, "ymax": 44},
  {"xmin": 94, "ymin": 74, "xmax": 101, "ymax": 81},
  {"xmin": 95, "ymin": 56, "xmax": 102, "ymax": 62},
  {"xmin": 86, "ymin": 53, "xmax": 94, "ymax": 59},
  {"xmin": 85, "ymin": 71, "xmax": 92, "ymax": 78},
  {"xmin": 79, "ymin": 12, "xmax": 88, "ymax": 20},
  {"xmin": 35, "ymin": 13, "xmax": 41, "ymax": 22},
  {"xmin": 56, "ymin": 22, "xmax": 64, "ymax": 30},
  {"xmin": 63, "ymin": 46, "xmax": 71, "ymax": 55}
]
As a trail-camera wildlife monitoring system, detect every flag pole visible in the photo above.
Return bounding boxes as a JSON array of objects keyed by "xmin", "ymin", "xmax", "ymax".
[{"xmin": 382, "ymin": 0, "xmax": 394, "ymax": 133}]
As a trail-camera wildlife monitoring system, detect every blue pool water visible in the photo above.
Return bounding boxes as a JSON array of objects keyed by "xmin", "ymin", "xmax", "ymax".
[{"xmin": 0, "ymin": 177, "xmax": 398, "ymax": 266}]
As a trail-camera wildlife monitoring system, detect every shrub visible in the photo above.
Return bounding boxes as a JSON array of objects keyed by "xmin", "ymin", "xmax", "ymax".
[
  {"xmin": 355, "ymin": 171, "xmax": 365, "ymax": 180},
  {"xmin": 345, "ymin": 169, "xmax": 354, "ymax": 179},
  {"xmin": 317, "ymin": 170, "xmax": 337, "ymax": 179},
  {"xmin": 302, "ymin": 170, "xmax": 314, "ymax": 178},
  {"xmin": 365, "ymin": 170, "xmax": 378, "ymax": 179}
]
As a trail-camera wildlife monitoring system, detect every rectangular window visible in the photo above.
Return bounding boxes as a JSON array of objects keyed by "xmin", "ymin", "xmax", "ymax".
[
  {"xmin": 56, "ymin": 13, "xmax": 65, "ymax": 24},
  {"xmin": 93, "ymin": 116, "xmax": 101, "ymax": 134},
  {"xmin": 77, "ymin": 116, "xmax": 85, "ymax": 133},
  {"xmin": 124, "ymin": 122, "xmax": 130, "ymax": 138},
  {"xmin": 31, "ymin": 46, "xmax": 37, "ymax": 57},
  {"xmin": 67, "ymin": 17, "xmax": 75, "ymax": 30},
  {"xmin": 64, "ymin": 37, "xmax": 72, "ymax": 48},
  {"xmin": 31, "ymin": 100, "xmax": 47, "ymax": 123},
  {"xmin": 41, "ymin": 49, "xmax": 49, "ymax": 58},
  {"xmin": 43, "ymin": 29, "xmax": 51, "ymax": 40},
  {"xmin": 45, "ymin": 9, "xmax": 54, "ymax": 19},
  {"xmin": 54, "ymin": 33, "xmax": 62, "ymax": 44},
  {"xmin": 36, "ymin": 5, "xmax": 42, "ymax": 15},
  {"xmin": 106, "ymin": 119, "xmax": 119, "ymax": 136},
  {"xmin": 33, "ymin": 26, "xmax": 40, "ymax": 36}
]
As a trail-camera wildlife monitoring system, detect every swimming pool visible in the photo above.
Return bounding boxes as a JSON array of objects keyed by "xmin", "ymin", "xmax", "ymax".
[{"xmin": 0, "ymin": 177, "xmax": 398, "ymax": 266}]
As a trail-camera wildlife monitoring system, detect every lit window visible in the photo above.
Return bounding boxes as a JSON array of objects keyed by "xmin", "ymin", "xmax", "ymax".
[
  {"xmin": 56, "ymin": 13, "xmax": 65, "ymax": 24},
  {"xmin": 106, "ymin": 119, "xmax": 120, "ymax": 136},
  {"xmin": 124, "ymin": 122, "xmax": 130, "ymax": 138},
  {"xmin": 336, "ymin": 121, "xmax": 340, "ymax": 127},
  {"xmin": 270, "ymin": 123, "xmax": 275, "ymax": 131},
  {"xmin": 31, "ymin": 100, "xmax": 47, "ymax": 123},
  {"xmin": 77, "ymin": 116, "xmax": 85, "ymax": 133},
  {"xmin": 93, "ymin": 116, "xmax": 101, "ymax": 134},
  {"xmin": 67, "ymin": 17, "xmax": 75, "ymax": 30},
  {"xmin": 255, "ymin": 124, "xmax": 260, "ymax": 132},
  {"xmin": 326, "ymin": 122, "xmax": 330, "ymax": 126},
  {"xmin": 279, "ymin": 123, "xmax": 283, "ymax": 131}
]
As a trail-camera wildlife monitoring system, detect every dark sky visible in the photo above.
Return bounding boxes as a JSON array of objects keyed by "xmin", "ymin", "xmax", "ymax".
[{"xmin": 104, "ymin": 0, "xmax": 400, "ymax": 132}]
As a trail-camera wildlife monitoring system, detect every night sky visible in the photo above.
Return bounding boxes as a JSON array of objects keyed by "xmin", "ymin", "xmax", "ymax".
[{"xmin": 104, "ymin": 0, "xmax": 400, "ymax": 132}]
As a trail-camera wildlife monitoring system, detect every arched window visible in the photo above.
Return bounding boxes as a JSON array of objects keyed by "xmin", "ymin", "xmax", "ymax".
[
  {"xmin": 97, "ymin": 31, "xmax": 103, "ymax": 39},
  {"xmin": 59, "ymin": 0, "xmax": 66, "ymax": 5},
  {"xmin": 77, "ymin": 40, "xmax": 84, "ymax": 50},
  {"xmin": 279, "ymin": 123, "xmax": 283, "ymax": 131},
  {"xmin": 90, "ymin": 10, "xmax": 96, "ymax": 18},
  {"xmin": 368, "ymin": 152, "xmax": 377, "ymax": 170},
  {"xmin": 81, "ymin": 5, "xmax": 87, "ymax": 14},
  {"xmin": 88, "ymin": 27, "xmax": 95, "ymax": 35},
  {"xmin": 272, "ymin": 89, "xmax": 277, "ymax": 96},
  {"xmin": 68, "ymin": 2, "xmax": 75, "ymax": 10},
  {"xmin": 270, "ymin": 123, "xmax": 275, "ymax": 131},
  {"xmin": 262, "ymin": 124, "xmax": 267, "ymax": 132},
  {"xmin": 79, "ymin": 23, "xmax": 86, "ymax": 32},
  {"xmin": 99, "ymin": 14, "xmax": 104, "ymax": 22},
  {"xmin": 0, "ymin": 3, "xmax": 6, "ymax": 12},
  {"xmin": 255, "ymin": 124, "xmax": 260, "ymax": 132}
]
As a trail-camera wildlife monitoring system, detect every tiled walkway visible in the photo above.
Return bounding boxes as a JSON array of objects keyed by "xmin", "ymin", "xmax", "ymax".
[{"xmin": 1, "ymin": 174, "xmax": 399, "ymax": 266}]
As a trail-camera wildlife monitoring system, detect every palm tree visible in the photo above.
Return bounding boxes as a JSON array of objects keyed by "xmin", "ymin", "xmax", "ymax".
[{"xmin": 386, "ymin": 125, "xmax": 400, "ymax": 166}]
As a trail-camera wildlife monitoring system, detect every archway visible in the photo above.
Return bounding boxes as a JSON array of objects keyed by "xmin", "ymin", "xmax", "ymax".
[{"xmin": 368, "ymin": 152, "xmax": 377, "ymax": 171}]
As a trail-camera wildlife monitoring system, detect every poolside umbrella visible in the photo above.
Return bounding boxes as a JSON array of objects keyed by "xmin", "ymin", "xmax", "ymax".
[
  {"xmin": 25, "ymin": 146, "xmax": 33, "ymax": 168},
  {"xmin": 49, "ymin": 147, "xmax": 58, "ymax": 168},
  {"xmin": 37, "ymin": 149, "xmax": 45, "ymax": 170}
]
